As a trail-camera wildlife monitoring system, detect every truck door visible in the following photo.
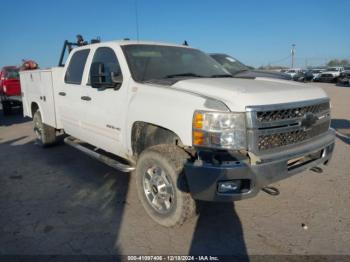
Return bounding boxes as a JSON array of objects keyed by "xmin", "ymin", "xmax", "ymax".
[
  {"xmin": 80, "ymin": 46, "xmax": 128, "ymax": 157},
  {"xmin": 56, "ymin": 48, "xmax": 90, "ymax": 139}
]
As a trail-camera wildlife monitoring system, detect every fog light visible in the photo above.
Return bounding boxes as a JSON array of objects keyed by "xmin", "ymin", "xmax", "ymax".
[{"xmin": 217, "ymin": 180, "xmax": 241, "ymax": 193}]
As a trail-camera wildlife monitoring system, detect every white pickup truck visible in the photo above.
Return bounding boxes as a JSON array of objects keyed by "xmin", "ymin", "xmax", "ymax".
[
  {"xmin": 20, "ymin": 39, "xmax": 335, "ymax": 227},
  {"xmin": 316, "ymin": 67, "xmax": 344, "ymax": 82}
]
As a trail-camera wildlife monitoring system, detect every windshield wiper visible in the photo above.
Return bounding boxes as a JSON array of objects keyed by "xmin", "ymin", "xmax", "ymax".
[
  {"xmin": 210, "ymin": 74, "xmax": 233, "ymax": 78},
  {"xmin": 232, "ymin": 69, "xmax": 249, "ymax": 75},
  {"xmin": 165, "ymin": 73, "xmax": 204, "ymax": 78}
]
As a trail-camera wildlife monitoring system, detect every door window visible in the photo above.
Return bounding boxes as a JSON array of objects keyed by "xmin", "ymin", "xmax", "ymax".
[
  {"xmin": 64, "ymin": 49, "xmax": 90, "ymax": 84},
  {"xmin": 89, "ymin": 47, "xmax": 122, "ymax": 85}
]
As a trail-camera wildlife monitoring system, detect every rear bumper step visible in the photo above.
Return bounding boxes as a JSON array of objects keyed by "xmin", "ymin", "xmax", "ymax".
[{"xmin": 64, "ymin": 136, "xmax": 135, "ymax": 172}]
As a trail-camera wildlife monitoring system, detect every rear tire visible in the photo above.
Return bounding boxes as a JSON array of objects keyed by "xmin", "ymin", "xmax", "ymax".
[
  {"xmin": 2, "ymin": 101, "xmax": 11, "ymax": 116},
  {"xmin": 135, "ymin": 144, "xmax": 196, "ymax": 227},
  {"xmin": 33, "ymin": 110, "xmax": 57, "ymax": 146}
]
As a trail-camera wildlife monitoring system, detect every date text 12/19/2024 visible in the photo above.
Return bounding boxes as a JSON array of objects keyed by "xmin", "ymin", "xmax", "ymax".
[{"xmin": 127, "ymin": 255, "xmax": 220, "ymax": 261}]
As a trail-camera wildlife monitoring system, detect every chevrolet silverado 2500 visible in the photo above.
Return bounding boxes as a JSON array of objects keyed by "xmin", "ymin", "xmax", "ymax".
[{"xmin": 20, "ymin": 39, "xmax": 335, "ymax": 227}]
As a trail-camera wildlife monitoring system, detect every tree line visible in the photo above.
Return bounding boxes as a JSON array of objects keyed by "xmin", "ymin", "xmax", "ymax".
[{"xmin": 326, "ymin": 59, "xmax": 350, "ymax": 67}]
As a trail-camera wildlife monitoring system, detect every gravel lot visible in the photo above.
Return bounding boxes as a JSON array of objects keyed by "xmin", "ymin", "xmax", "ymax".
[{"xmin": 0, "ymin": 82, "xmax": 349, "ymax": 256}]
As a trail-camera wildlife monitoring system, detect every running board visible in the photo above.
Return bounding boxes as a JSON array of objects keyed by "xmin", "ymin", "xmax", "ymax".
[{"xmin": 64, "ymin": 137, "xmax": 135, "ymax": 172}]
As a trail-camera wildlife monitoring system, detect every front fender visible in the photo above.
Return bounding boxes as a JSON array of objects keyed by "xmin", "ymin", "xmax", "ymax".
[{"xmin": 125, "ymin": 84, "xmax": 207, "ymax": 153}]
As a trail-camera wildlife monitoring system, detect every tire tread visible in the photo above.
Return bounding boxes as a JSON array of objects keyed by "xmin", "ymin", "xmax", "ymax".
[
  {"xmin": 136, "ymin": 144, "xmax": 196, "ymax": 227},
  {"xmin": 33, "ymin": 110, "xmax": 57, "ymax": 146}
]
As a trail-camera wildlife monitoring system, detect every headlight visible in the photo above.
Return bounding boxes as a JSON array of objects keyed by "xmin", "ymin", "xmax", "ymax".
[{"xmin": 192, "ymin": 110, "xmax": 247, "ymax": 150}]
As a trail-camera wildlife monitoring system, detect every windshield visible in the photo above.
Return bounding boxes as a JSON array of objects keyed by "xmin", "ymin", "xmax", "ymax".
[
  {"xmin": 4, "ymin": 68, "xmax": 19, "ymax": 79},
  {"xmin": 122, "ymin": 45, "xmax": 229, "ymax": 82},
  {"xmin": 328, "ymin": 68, "xmax": 339, "ymax": 72},
  {"xmin": 210, "ymin": 54, "xmax": 249, "ymax": 75}
]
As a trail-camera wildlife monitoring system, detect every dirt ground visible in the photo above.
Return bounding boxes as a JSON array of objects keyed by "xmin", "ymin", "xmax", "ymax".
[{"xmin": 0, "ymin": 82, "xmax": 349, "ymax": 256}]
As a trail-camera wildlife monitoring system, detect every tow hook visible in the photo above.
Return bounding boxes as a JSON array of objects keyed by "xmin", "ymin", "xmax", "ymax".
[
  {"xmin": 262, "ymin": 186, "xmax": 280, "ymax": 196},
  {"xmin": 310, "ymin": 167, "xmax": 323, "ymax": 173}
]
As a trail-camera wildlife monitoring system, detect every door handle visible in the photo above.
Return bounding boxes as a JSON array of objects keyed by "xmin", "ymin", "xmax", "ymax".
[
  {"xmin": 59, "ymin": 92, "xmax": 66, "ymax": 96},
  {"xmin": 81, "ymin": 96, "xmax": 91, "ymax": 101}
]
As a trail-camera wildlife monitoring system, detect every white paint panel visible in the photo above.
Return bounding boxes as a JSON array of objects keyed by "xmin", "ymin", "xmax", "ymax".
[{"xmin": 20, "ymin": 69, "xmax": 58, "ymax": 128}]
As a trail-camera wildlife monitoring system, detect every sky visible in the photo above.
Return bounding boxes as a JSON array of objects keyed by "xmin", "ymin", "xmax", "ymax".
[{"xmin": 0, "ymin": 0, "xmax": 349, "ymax": 69}]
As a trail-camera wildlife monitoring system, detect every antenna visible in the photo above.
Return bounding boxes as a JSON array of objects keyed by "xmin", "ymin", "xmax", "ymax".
[{"xmin": 135, "ymin": 0, "xmax": 140, "ymax": 41}]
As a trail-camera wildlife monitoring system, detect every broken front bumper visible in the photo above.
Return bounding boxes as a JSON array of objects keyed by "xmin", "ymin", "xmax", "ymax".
[{"xmin": 185, "ymin": 129, "xmax": 335, "ymax": 202}]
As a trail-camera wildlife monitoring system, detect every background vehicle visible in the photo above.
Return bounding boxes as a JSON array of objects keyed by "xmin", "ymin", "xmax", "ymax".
[
  {"xmin": 20, "ymin": 38, "xmax": 335, "ymax": 227},
  {"xmin": 0, "ymin": 66, "xmax": 21, "ymax": 115},
  {"xmin": 284, "ymin": 68, "xmax": 303, "ymax": 78},
  {"xmin": 337, "ymin": 70, "xmax": 350, "ymax": 85},
  {"xmin": 210, "ymin": 53, "xmax": 292, "ymax": 80},
  {"xmin": 292, "ymin": 70, "xmax": 315, "ymax": 82},
  {"xmin": 315, "ymin": 67, "xmax": 344, "ymax": 82},
  {"xmin": 309, "ymin": 69, "xmax": 325, "ymax": 80}
]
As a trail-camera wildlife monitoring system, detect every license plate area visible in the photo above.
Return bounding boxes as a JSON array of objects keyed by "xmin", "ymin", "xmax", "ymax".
[{"xmin": 287, "ymin": 149, "xmax": 323, "ymax": 171}]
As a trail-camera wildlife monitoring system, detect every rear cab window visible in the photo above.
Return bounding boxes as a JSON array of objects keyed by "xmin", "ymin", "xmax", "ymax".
[
  {"xmin": 64, "ymin": 49, "xmax": 90, "ymax": 84},
  {"xmin": 5, "ymin": 68, "xmax": 19, "ymax": 79}
]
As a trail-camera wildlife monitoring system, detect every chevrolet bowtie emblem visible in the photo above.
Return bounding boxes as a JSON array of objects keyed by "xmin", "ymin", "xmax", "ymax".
[{"xmin": 301, "ymin": 112, "xmax": 318, "ymax": 129}]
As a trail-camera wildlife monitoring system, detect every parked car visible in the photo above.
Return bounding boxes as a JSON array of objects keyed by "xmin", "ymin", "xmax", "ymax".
[
  {"xmin": 0, "ymin": 66, "xmax": 21, "ymax": 115},
  {"xmin": 292, "ymin": 70, "xmax": 315, "ymax": 82},
  {"xmin": 284, "ymin": 68, "xmax": 303, "ymax": 78},
  {"xmin": 309, "ymin": 69, "xmax": 326, "ymax": 80},
  {"xmin": 210, "ymin": 53, "xmax": 292, "ymax": 80},
  {"xmin": 337, "ymin": 70, "xmax": 350, "ymax": 85},
  {"xmin": 315, "ymin": 67, "xmax": 344, "ymax": 82},
  {"xmin": 20, "ymin": 39, "xmax": 335, "ymax": 227}
]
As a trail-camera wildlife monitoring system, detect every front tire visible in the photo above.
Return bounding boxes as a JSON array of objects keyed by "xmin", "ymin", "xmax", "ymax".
[
  {"xmin": 33, "ymin": 110, "xmax": 57, "ymax": 146},
  {"xmin": 135, "ymin": 144, "xmax": 196, "ymax": 227}
]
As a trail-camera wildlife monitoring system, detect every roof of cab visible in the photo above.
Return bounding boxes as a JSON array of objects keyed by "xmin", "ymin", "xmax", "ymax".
[{"xmin": 88, "ymin": 40, "xmax": 191, "ymax": 48}]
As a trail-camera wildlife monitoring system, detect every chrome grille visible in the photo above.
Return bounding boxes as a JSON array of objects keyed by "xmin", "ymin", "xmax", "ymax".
[
  {"xmin": 256, "ymin": 102, "xmax": 329, "ymax": 122},
  {"xmin": 320, "ymin": 74, "xmax": 333, "ymax": 78},
  {"xmin": 246, "ymin": 99, "xmax": 331, "ymax": 152},
  {"xmin": 258, "ymin": 121, "xmax": 330, "ymax": 151}
]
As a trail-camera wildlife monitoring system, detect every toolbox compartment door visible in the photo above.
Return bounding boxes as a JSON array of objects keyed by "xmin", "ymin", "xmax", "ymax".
[
  {"xmin": 20, "ymin": 70, "xmax": 57, "ymax": 128},
  {"xmin": 39, "ymin": 70, "xmax": 57, "ymax": 127}
]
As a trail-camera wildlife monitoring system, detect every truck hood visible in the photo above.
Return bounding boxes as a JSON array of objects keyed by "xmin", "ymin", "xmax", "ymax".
[
  {"xmin": 234, "ymin": 69, "xmax": 292, "ymax": 80},
  {"xmin": 172, "ymin": 78, "xmax": 328, "ymax": 111},
  {"xmin": 321, "ymin": 71, "xmax": 339, "ymax": 76}
]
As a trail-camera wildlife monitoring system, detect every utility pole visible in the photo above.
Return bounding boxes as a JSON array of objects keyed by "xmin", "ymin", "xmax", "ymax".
[
  {"xmin": 291, "ymin": 44, "xmax": 296, "ymax": 68},
  {"xmin": 135, "ymin": 0, "xmax": 139, "ymax": 41}
]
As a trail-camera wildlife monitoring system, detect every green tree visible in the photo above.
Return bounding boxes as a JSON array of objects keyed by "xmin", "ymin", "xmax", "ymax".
[
  {"xmin": 327, "ymin": 59, "xmax": 350, "ymax": 67},
  {"xmin": 340, "ymin": 59, "xmax": 350, "ymax": 66}
]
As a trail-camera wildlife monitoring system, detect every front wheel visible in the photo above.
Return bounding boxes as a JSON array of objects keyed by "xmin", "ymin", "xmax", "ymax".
[
  {"xmin": 135, "ymin": 144, "xmax": 197, "ymax": 227},
  {"xmin": 33, "ymin": 110, "xmax": 57, "ymax": 146}
]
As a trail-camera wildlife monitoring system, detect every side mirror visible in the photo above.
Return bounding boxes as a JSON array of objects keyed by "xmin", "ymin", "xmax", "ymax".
[
  {"xmin": 90, "ymin": 62, "xmax": 106, "ymax": 88},
  {"xmin": 90, "ymin": 62, "xmax": 123, "ymax": 89},
  {"xmin": 111, "ymin": 69, "xmax": 123, "ymax": 87}
]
